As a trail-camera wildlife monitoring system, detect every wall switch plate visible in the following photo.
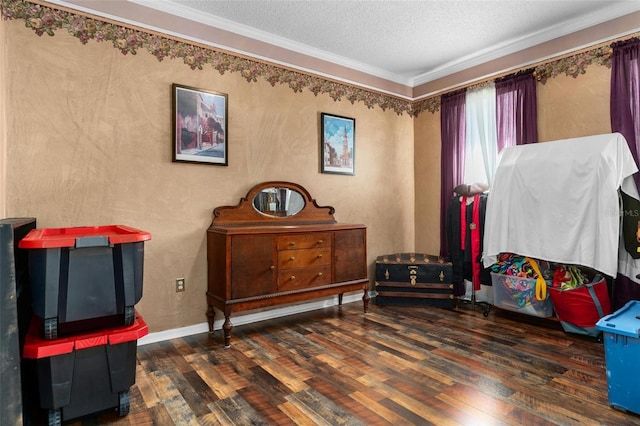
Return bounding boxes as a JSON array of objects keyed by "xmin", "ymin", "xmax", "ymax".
[{"xmin": 176, "ymin": 278, "xmax": 185, "ymax": 292}]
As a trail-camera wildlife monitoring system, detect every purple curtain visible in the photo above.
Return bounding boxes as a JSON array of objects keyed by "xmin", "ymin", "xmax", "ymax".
[
  {"xmin": 495, "ymin": 70, "xmax": 538, "ymax": 150},
  {"xmin": 610, "ymin": 38, "xmax": 640, "ymax": 309},
  {"xmin": 611, "ymin": 38, "xmax": 640, "ymax": 184},
  {"xmin": 439, "ymin": 89, "xmax": 466, "ymax": 257}
]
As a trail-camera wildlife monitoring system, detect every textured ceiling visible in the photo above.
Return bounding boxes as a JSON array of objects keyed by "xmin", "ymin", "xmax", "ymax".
[
  {"xmin": 46, "ymin": 0, "xmax": 640, "ymax": 88},
  {"xmin": 140, "ymin": 0, "xmax": 640, "ymax": 85}
]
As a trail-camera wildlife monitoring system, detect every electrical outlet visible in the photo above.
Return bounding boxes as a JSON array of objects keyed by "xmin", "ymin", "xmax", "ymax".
[{"xmin": 176, "ymin": 278, "xmax": 185, "ymax": 292}]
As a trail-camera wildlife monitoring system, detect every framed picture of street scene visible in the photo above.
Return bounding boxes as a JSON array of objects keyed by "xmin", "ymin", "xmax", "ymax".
[
  {"xmin": 172, "ymin": 83, "xmax": 228, "ymax": 165},
  {"xmin": 320, "ymin": 112, "xmax": 355, "ymax": 175}
]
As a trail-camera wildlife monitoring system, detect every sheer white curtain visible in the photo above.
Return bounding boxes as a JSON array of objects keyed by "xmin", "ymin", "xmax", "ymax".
[{"xmin": 464, "ymin": 84, "xmax": 498, "ymax": 186}]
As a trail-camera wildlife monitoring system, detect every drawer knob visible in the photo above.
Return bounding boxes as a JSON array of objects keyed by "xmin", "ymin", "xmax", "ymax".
[
  {"xmin": 289, "ymin": 256, "xmax": 296, "ymax": 261},
  {"xmin": 439, "ymin": 271, "xmax": 445, "ymax": 281},
  {"xmin": 410, "ymin": 275, "xmax": 417, "ymax": 286},
  {"xmin": 290, "ymin": 275, "xmax": 296, "ymax": 281},
  {"xmin": 317, "ymin": 239, "xmax": 324, "ymax": 244},
  {"xmin": 384, "ymin": 269, "xmax": 389, "ymax": 280},
  {"xmin": 270, "ymin": 265, "xmax": 275, "ymax": 270},
  {"xmin": 317, "ymin": 272, "xmax": 323, "ymax": 277},
  {"xmin": 289, "ymin": 242, "xmax": 296, "ymax": 246},
  {"xmin": 317, "ymin": 253, "xmax": 323, "ymax": 258}
]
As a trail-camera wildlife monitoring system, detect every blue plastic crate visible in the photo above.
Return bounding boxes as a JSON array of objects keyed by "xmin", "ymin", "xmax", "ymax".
[{"xmin": 595, "ymin": 300, "xmax": 640, "ymax": 415}]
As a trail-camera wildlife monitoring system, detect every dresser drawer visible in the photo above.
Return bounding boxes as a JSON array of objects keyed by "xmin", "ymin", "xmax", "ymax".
[
  {"xmin": 278, "ymin": 265, "xmax": 331, "ymax": 291},
  {"xmin": 276, "ymin": 233, "xmax": 331, "ymax": 250},
  {"xmin": 278, "ymin": 247, "xmax": 331, "ymax": 269}
]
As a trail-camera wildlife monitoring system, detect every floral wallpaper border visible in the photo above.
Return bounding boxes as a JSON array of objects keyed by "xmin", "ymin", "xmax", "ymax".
[{"xmin": 1, "ymin": 0, "xmax": 637, "ymax": 116}]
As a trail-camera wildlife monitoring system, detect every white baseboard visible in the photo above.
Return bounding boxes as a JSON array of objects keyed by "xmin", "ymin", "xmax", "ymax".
[{"xmin": 138, "ymin": 292, "xmax": 371, "ymax": 346}]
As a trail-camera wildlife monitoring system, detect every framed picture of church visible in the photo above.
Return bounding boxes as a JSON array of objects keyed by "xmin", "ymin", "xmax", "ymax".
[
  {"xmin": 172, "ymin": 83, "xmax": 228, "ymax": 165},
  {"xmin": 320, "ymin": 113, "xmax": 356, "ymax": 175}
]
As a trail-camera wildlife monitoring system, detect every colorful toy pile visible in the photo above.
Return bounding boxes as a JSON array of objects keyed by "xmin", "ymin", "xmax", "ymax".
[
  {"xmin": 490, "ymin": 253, "xmax": 550, "ymax": 307},
  {"xmin": 490, "ymin": 252, "xmax": 611, "ymax": 327}
]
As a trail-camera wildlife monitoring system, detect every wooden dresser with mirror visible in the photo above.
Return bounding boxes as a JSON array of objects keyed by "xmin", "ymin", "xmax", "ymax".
[{"xmin": 206, "ymin": 181, "xmax": 369, "ymax": 347}]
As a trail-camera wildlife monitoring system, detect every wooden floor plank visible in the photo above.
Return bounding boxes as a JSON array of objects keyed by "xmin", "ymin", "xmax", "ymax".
[
  {"xmin": 435, "ymin": 392, "xmax": 512, "ymax": 426},
  {"xmin": 439, "ymin": 382, "xmax": 517, "ymax": 420},
  {"xmin": 356, "ymin": 373, "xmax": 463, "ymax": 426},
  {"xmin": 189, "ymin": 354, "xmax": 238, "ymax": 399},
  {"xmin": 548, "ymin": 375, "xmax": 608, "ymax": 405},
  {"xmin": 160, "ymin": 393, "xmax": 200, "ymax": 426},
  {"xmin": 305, "ymin": 376, "xmax": 391, "ymax": 425},
  {"xmin": 508, "ymin": 390, "xmax": 602, "ymax": 426},
  {"xmin": 348, "ymin": 390, "xmax": 403, "ymax": 425},
  {"xmin": 235, "ymin": 385, "xmax": 296, "ymax": 425},
  {"xmin": 277, "ymin": 401, "xmax": 322, "ymax": 426},
  {"xmin": 259, "ymin": 359, "xmax": 309, "ymax": 393},
  {"xmin": 286, "ymin": 387, "xmax": 366, "ymax": 426},
  {"xmin": 26, "ymin": 302, "xmax": 640, "ymax": 425},
  {"xmin": 132, "ymin": 363, "xmax": 161, "ymax": 408},
  {"xmin": 167, "ymin": 368, "xmax": 215, "ymax": 417},
  {"xmin": 209, "ymin": 393, "xmax": 268, "ymax": 426}
]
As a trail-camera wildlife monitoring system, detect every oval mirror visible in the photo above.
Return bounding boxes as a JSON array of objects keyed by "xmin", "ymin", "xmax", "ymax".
[{"xmin": 252, "ymin": 187, "xmax": 306, "ymax": 217}]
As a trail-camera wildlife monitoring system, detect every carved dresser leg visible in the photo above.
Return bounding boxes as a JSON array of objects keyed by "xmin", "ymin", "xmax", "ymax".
[
  {"xmin": 362, "ymin": 287, "xmax": 370, "ymax": 313},
  {"xmin": 206, "ymin": 304, "xmax": 215, "ymax": 333},
  {"xmin": 223, "ymin": 314, "xmax": 233, "ymax": 349}
]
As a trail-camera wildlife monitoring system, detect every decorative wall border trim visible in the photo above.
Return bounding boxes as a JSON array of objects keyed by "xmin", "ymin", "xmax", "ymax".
[
  {"xmin": 2, "ymin": 0, "xmax": 414, "ymax": 115},
  {"xmin": 1, "ymin": 0, "xmax": 637, "ymax": 117},
  {"xmin": 532, "ymin": 45, "xmax": 614, "ymax": 84}
]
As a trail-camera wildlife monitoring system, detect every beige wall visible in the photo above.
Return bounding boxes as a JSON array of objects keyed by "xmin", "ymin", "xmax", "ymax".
[
  {"xmin": 413, "ymin": 110, "xmax": 442, "ymax": 255},
  {"xmin": 3, "ymin": 20, "xmax": 415, "ymax": 332},
  {"xmin": 537, "ymin": 65, "xmax": 612, "ymax": 142},
  {"xmin": 1, "ymin": 16, "xmax": 624, "ymax": 334},
  {"xmin": 413, "ymin": 63, "xmax": 615, "ymax": 254},
  {"xmin": 0, "ymin": 15, "xmax": 6, "ymax": 217}
]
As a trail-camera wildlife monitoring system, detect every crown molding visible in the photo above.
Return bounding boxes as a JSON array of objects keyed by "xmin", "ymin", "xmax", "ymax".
[{"xmin": 412, "ymin": 2, "xmax": 640, "ymax": 87}]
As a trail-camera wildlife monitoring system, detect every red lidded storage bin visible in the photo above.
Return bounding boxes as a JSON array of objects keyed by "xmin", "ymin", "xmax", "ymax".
[
  {"xmin": 23, "ymin": 313, "xmax": 148, "ymax": 424},
  {"xmin": 19, "ymin": 225, "xmax": 151, "ymax": 339}
]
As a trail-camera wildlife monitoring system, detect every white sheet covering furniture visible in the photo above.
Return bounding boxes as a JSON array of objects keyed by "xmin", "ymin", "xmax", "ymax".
[{"xmin": 482, "ymin": 133, "xmax": 638, "ymax": 280}]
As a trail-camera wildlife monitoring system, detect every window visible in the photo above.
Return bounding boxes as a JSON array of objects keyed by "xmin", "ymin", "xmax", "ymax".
[{"xmin": 464, "ymin": 84, "xmax": 498, "ymax": 186}]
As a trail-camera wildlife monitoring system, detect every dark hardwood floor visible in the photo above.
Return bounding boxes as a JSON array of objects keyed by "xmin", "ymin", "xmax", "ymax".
[{"xmin": 34, "ymin": 301, "xmax": 640, "ymax": 425}]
